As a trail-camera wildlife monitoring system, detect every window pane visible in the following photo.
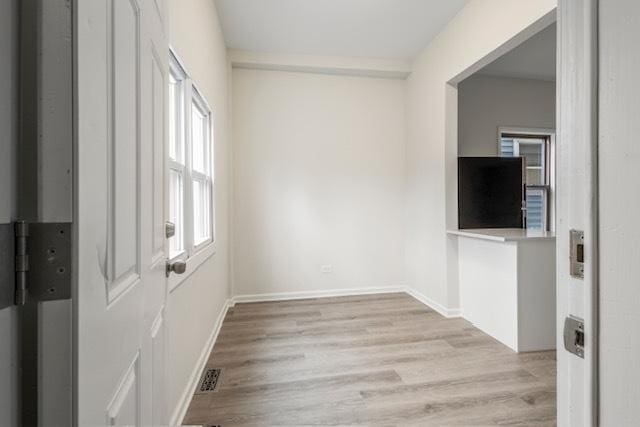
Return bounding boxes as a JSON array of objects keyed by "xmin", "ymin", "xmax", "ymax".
[
  {"xmin": 169, "ymin": 169, "xmax": 184, "ymax": 256},
  {"xmin": 526, "ymin": 168, "xmax": 543, "ymax": 185},
  {"xmin": 169, "ymin": 73, "xmax": 183, "ymax": 163},
  {"xmin": 526, "ymin": 188, "xmax": 547, "ymax": 230},
  {"xmin": 191, "ymin": 103, "xmax": 207, "ymax": 174},
  {"xmin": 500, "ymin": 138, "xmax": 515, "ymax": 157},
  {"xmin": 192, "ymin": 179, "xmax": 211, "ymax": 245},
  {"xmin": 519, "ymin": 143, "xmax": 543, "ymax": 167}
]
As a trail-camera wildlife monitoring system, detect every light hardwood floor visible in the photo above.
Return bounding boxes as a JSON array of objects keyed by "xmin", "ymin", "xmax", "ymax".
[{"xmin": 184, "ymin": 293, "xmax": 556, "ymax": 426}]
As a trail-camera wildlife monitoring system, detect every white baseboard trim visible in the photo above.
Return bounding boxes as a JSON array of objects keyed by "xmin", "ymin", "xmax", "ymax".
[
  {"xmin": 230, "ymin": 286, "xmax": 407, "ymax": 305},
  {"xmin": 403, "ymin": 286, "xmax": 462, "ymax": 318},
  {"xmin": 169, "ymin": 298, "xmax": 232, "ymax": 427},
  {"xmin": 230, "ymin": 286, "xmax": 462, "ymax": 318}
]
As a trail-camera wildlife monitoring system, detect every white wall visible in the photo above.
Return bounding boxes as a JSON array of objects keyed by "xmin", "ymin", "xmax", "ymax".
[
  {"xmin": 458, "ymin": 74, "xmax": 556, "ymax": 156},
  {"xmin": 167, "ymin": 0, "xmax": 231, "ymax": 423},
  {"xmin": 404, "ymin": 0, "xmax": 557, "ymax": 313},
  {"xmin": 599, "ymin": 0, "xmax": 640, "ymax": 424},
  {"xmin": 232, "ymin": 68, "xmax": 406, "ymax": 296},
  {"xmin": 0, "ymin": 0, "xmax": 18, "ymax": 425}
]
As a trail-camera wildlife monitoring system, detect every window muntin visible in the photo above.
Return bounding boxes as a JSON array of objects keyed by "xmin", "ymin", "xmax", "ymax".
[{"xmin": 168, "ymin": 51, "xmax": 214, "ymax": 259}]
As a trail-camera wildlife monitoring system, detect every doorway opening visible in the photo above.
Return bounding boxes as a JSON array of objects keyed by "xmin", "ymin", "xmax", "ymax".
[{"xmin": 446, "ymin": 13, "xmax": 558, "ymax": 392}]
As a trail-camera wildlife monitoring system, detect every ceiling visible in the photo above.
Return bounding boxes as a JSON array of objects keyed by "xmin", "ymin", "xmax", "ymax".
[
  {"xmin": 214, "ymin": 0, "xmax": 468, "ymax": 60},
  {"xmin": 478, "ymin": 23, "xmax": 557, "ymax": 82}
]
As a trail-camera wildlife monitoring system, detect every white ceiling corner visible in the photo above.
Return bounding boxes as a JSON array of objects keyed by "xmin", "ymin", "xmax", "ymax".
[{"xmin": 214, "ymin": 0, "xmax": 468, "ymax": 60}]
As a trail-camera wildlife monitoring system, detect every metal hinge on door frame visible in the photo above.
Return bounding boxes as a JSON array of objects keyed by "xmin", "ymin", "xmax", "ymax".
[{"xmin": 0, "ymin": 221, "xmax": 71, "ymax": 309}]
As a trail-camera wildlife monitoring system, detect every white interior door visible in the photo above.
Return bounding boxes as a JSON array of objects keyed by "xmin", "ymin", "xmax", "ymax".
[
  {"xmin": 598, "ymin": 0, "xmax": 640, "ymax": 424},
  {"xmin": 0, "ymin": 0, "xmax": 19, "ymax": 425},
  {"xmin": 75, "ymin": 0, "xmax": 169, "ymax": 425},
  {"xmin": 556, "ymin": 1, "xmax": 598, "ymax": 425}
]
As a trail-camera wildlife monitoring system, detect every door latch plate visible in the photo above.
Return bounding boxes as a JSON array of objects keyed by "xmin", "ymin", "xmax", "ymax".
[
  {"xmin": 563, "ymin": 315, "xmax": 585, "ymax": 358},
  {"xmin": 570, "ymin": 229, "xmax": 585, "ymax": 279}
]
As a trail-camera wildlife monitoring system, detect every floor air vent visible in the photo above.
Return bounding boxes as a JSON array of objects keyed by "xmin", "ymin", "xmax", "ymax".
[{"xmin": 196, "ymin": 368, "xmax": 223, "ymax": 394}]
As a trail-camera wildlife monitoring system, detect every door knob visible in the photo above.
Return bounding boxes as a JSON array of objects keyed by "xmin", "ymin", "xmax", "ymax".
[{"xmin": 166, "ymin": 260, "xmax": 187, "ymax": 277}]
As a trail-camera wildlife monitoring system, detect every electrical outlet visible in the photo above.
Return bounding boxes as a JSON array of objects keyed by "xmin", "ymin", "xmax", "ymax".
[{"xmin": 320, "ymin": 264, "xmax": 333, "ymax": 274}]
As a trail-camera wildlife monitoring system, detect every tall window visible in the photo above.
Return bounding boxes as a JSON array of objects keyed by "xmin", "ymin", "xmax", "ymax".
[
  {"xmin": 169, "ymin": 51, "xmax": 214, "ymax": 259},
  {"xmin": 500, "ymin": 132, "xmax": 553, "ymax": 230}
]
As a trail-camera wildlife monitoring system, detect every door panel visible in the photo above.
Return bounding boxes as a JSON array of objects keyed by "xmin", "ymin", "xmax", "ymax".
[
  {"xmin": 599, "ymin": 0, "xmax": 640, "ymax": 424},
  {"xmin": 106, "ymin": 356, "xmax": 140, "ymax": 426},
  {"xmin": 112, "ymin": 0, "xmax": 141, "ymax": 284},
  {"xmin": 75, "ymin": 0, "xmax": 168, "ymax": 424}
]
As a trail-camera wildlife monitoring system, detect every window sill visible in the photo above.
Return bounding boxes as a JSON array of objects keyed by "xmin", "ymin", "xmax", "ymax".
[{"xmin": 168, "ymin": 242, "xmax": 216, "ymax": 294}]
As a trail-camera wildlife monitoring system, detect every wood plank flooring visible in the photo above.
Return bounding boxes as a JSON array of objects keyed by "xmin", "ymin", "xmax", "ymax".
[{"xmin": 183, "ymin": 293, "xmax": 556, "ymax": 426}]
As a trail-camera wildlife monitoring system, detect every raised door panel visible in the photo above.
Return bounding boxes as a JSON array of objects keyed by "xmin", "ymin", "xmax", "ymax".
[
  {"xmin": 107, "ymin": 356, "xmax": 140, "ymax": 426},
  {"xmin": 112, "ymin": 0, "xmax": 141, "ymax": 282},
  {"xmin": 109, "ymin": 0, "xmax": 142, "ymax": 302}
]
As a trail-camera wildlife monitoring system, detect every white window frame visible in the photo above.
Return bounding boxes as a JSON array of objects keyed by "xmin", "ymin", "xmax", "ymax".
[
  {"xmin": 498, "ymin": 127, "xmax": 556, "ymax": 231},
  {"xmin": 189, "ymin": 87, "xmax": 214, "ymax": 252},
  {"xmin": 168, "ymin": 49, "xmax": 215, "ymax": 263}
]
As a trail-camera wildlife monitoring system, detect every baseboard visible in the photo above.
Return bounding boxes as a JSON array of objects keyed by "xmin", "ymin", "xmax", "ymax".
[
  {"xmin": 403, "ymin": 286, "xmax": 462, "ymax": 318},
  {"xmin": 169, "ymin": 298, "xmax": 232, "ymax": 427},
  {"xmin": 230, "ymin": 286, "xmax": 462, "ymax": 319},
  {"xmin": 231, "ymin": 286, "xmax": 407, "ymax": 305}
]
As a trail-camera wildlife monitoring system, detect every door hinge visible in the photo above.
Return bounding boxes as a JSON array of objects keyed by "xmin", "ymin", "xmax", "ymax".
[{"xmin": 0, "ymin": 221, "xmax": 71, "ymax": 309}]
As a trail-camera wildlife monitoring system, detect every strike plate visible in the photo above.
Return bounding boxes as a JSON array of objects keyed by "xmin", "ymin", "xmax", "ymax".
[
  {"xmin": 563, "ymin": 315, "xmax": 585, "ymax": 358},
  {"xmin": 570, "ymin": 229, "xmax": 585, "ymax": 279}
]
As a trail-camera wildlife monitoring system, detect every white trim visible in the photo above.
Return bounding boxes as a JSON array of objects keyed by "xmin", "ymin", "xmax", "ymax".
[
  {"xmin": 230, "ymin": 286, "xmax": 462, "ymax": 319},
  {"xmin": 169, "ymin": 298, "xmax": 232, "ymax": 427},
  {"xmin": 229, "ymin": 49, "xmax": 411, "ymax": 80},
  {"xmin": 498, "ymin": 126, "xmax": 556, "ymax": 137},
  {"xmin": 402, "ymin": 287, "xmax": 462, "ymax": 319},
  {"xmin": 231, "ymin": 286, "xmax": 406, "ymax": 305}
]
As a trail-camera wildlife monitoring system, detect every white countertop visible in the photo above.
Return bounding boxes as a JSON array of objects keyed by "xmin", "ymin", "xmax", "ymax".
[{"xmin": 447, "ymin": 228, "xmax": 556, "ymax": 242}]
